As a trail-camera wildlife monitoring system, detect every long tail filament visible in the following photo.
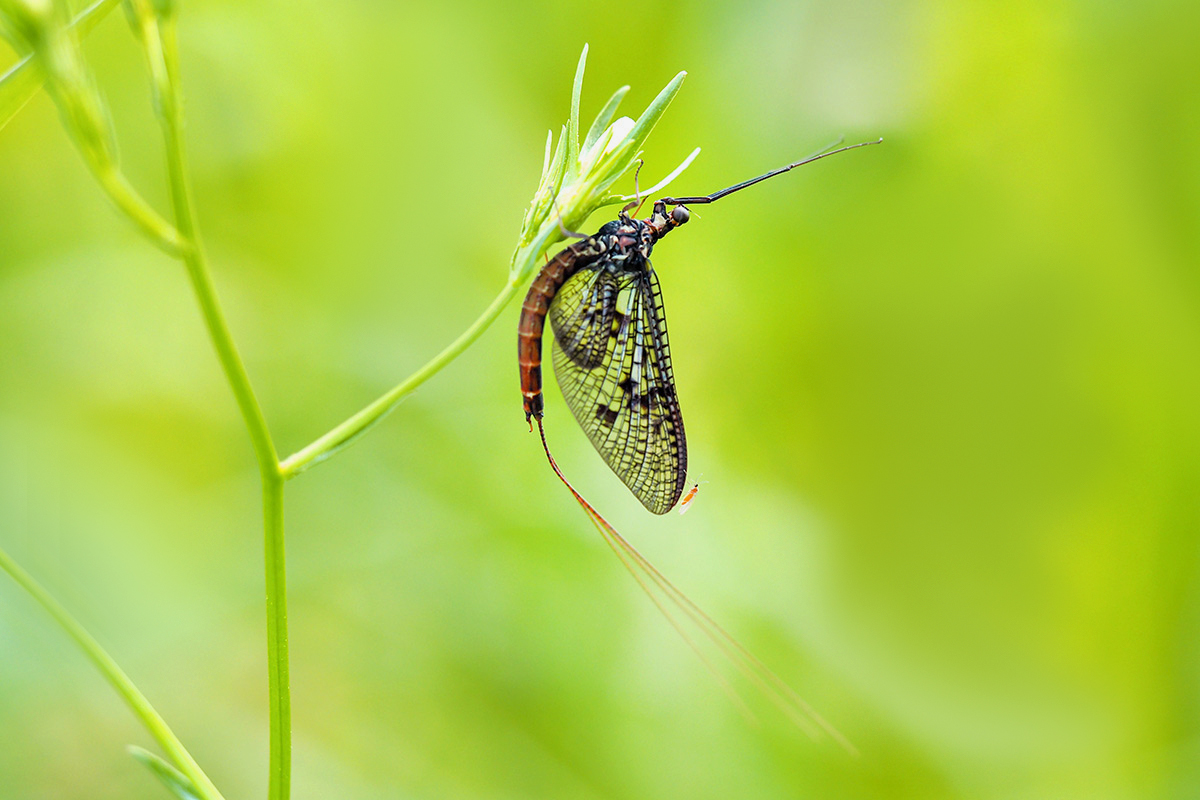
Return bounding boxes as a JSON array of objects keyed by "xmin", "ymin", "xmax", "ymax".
[{"xmin": 535, "ymin": 419, "xmax": 857, "ymax": 755}]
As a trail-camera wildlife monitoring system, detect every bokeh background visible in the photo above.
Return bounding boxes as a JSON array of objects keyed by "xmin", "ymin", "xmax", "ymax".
[{"xmin": 2, "ymin": 1, "xmax": 1199, "ymax": 798}]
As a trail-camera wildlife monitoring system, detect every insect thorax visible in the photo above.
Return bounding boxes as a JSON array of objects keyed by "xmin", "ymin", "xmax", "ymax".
[{"xmin": 593, "ymin": 218, "xmax": 656, "ymax": 273}]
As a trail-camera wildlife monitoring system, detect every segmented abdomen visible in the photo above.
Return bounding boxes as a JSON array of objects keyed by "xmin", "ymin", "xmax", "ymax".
[{"xmin": 519, "ymin": 240, "xmax": 597, "ymax": 421}]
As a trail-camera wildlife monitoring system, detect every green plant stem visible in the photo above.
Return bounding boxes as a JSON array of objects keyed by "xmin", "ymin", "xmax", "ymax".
[
  {"xmin": 261, "ymin": 472, "xmax": 289, "ymax": 800},
  {"xmin": 0, "ymin": 546, "xmax": 226, "ymax": 800},
  {"xmin": 154, "ymin": 16, "xmax": 290, "ymax": 800},
  {"xmin": 277, "ymin": 56, "xmax": 694, "ymax": 478},
  {"xmin": 280, "ymin": 277, "xmax": 523, "ymax": 478}
]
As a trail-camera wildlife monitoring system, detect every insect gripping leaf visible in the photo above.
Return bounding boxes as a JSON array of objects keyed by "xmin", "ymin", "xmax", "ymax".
[{"xmin": 520, "ymin": 139, "xmax": 880, "ymax": 512}]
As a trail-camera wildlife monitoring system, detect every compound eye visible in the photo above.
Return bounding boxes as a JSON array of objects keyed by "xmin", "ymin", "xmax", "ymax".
[{"xmin": 670, "ymin": 205, "xmax": 690, "ymax": 225}]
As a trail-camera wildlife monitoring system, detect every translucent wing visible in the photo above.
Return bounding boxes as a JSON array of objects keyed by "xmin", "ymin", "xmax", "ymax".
[
  {"xmin": 549, "ymin": 263, "xmax": 687, "ymax": 514},
  {"xmin": 549, "ymin": 265, "xmax": 618, "ymax": 370}
]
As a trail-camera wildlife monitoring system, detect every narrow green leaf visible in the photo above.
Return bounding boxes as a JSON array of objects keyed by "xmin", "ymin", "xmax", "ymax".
[
  {"xmin": 540, "ymin": 128, "xmax": 552, "ymax": 181},
  {"xmin": 566, "ymin": 43, "xmax": 587, "ymax": 170},
  {"xmin": 598, "ymin": 69, "xmax": 686, "ymax": 178},
  {"xmin": 548, "ymin": 123, "xmax": 568, "ymax": 192},
  {"xmin": 535, "ymin": 122, "xmax": 566, "ymax": 215},
  {"xmin": 598, "ymin": 145, "xmax": 702, "ymax": 208},
  {"xmin": 521, "ymin": 123, "xmax": 569, "ymax": 248},
  {"xmin": 129, "ymin": 747, "xmax": 202, "ymax": 800},
  {"xmin": 537, "ymin": 125, "xmax": 566, "ymax": 197},
  {"xmin": 0, "ymin": 0, "xmax": 120, "ymax": 132},
  {"xmin": 522, "ymin": 128, "xmax": 556, "ymax": 232},
  {"xmin": 582, "ymin": 84, "xmax": 629, "ymax": 156}
]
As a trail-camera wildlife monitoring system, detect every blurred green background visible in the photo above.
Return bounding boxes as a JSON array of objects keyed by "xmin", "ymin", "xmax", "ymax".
[{"xmin": 2, "ymin": 1, "xmax": 1199, "ymax": 798}]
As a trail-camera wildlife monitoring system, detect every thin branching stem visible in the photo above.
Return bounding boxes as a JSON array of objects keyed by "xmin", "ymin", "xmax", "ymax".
[
  {"xmin": 280, "ymin": 219, "xmax": 573, "ymax": 480},
  {"xmin": 92, "ymin": 163, "xmax": 185, "ymax": 254},
  {"xmin": 0, "ymin": 33, "xmax": 695, "ymax": 800},
  {"xmin": 280, "ymin": 278, "xmax": 522, "ymax": 478}
]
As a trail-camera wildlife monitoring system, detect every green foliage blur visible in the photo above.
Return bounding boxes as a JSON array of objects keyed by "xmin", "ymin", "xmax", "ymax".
[{"xmin": 2, "ymin": 1, "xmax": 1199, "ymax": 798}]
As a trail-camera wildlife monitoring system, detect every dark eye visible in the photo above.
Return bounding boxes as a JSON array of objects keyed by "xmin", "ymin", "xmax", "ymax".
[{"xmin": 670, "ymin": 206, "xmax": 690, "ymax": 225}]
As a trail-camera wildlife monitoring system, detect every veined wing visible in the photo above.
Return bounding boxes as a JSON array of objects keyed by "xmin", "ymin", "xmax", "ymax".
[
  {"xmin": 548, "ymin": 265, "xmax": 618, "ymax": 370},
  {"xmin": 549, "ymin": 264, "xmax": 687, "ymax": 514}
]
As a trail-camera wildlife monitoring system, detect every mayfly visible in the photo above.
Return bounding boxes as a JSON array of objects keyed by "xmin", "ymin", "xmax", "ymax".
[
  {"xmin": 519, "ymin": 138, "xmax": 881, "ymax": 512},
  {"xmin": 517, "ymin": 137, "xmax": 879, "ymax": 747}
]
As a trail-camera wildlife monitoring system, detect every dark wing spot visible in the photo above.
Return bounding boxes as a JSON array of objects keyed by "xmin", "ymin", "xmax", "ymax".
[
  {"xmin": 616, "ymin": 375, "xmax": 650, "ymax": 409},
  {"xmin": 611, "ymin": 310, "xmax": 629, "ymax": 340},
  {"xmin": 595, "ymin": 404, "xmax": 621, "ymax": 427}
]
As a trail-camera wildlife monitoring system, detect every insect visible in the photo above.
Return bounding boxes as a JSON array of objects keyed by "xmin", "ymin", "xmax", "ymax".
[
  {"xmin": 517, "ymin": 137, "xmax": 880, "ymax": 747},
  {"xmin": 677, "ymin": 481, "xmax": 703, "ymax": 515},
  {"xmin": 519, "ymin": 138, "xmax": 881, "ymax": 511}
]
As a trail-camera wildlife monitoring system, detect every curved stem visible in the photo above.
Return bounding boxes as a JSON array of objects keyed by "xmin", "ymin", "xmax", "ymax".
[
  {"xmin": 0, "ymin": 546, "xmax": 226, "ymax": 800},
  {"xmin": 280, "ymin": 278, "xmax": 522, "ymax": 478}
]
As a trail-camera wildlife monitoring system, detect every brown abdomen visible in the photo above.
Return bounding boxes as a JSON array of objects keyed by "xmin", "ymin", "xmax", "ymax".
[{"xmin": 519, "ymin": 241, "xmax": 595, "ymax": 421}]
